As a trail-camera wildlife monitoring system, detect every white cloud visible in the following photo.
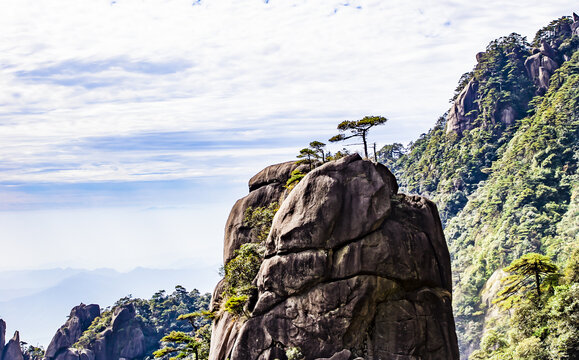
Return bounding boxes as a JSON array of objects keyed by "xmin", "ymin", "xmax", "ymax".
[
  {"xmin": 0, "ymin": 0, "xmax": 576, "ymax": 185},
  {"xmin": 0, "ymin": 0, "xmax": 576, "ymax": 303}
]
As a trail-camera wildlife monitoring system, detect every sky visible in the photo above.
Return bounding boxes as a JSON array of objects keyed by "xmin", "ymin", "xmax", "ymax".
[{"xmin": 0, "ymin": 0, "xmax": 577, "ymax": 273}]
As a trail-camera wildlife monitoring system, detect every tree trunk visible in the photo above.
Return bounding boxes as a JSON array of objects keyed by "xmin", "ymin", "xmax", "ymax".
[
  {"xmin": 535, "ymin": 263, "xmax": 541, "ymax": 299},
  {"xmin": 362, "ymin": 133, "xmax": 368, "ymax": 159}
]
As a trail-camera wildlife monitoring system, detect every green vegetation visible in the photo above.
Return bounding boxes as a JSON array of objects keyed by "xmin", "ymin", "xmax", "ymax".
[
  {"xmin": 21, "ymin": 344, "xmax": 44, "ymax": 360},
  {"xmin": 285, "ymin": 346, "xmax": 304, "ymax": 360},
  {"xmin": 243, "ymin": 202, "xmax": 279, "ymax": 243},
  {"xmin": 74, "ymin": 310, "xmax": 113, "ymax": 349},
  {"xmin": 470, "ymin": 251, "xmax": 578, "ymax": 360},
  {"xmin": 377, "ymin": 18, "xmax": 579, "ymax": 357},
  {"xmin": 73, "ymin": 286, "xmax": 211, "ymax": 359},
  {"xmin": 308, "ymin": 141, "xmax": 327, "ymax": 163},
  {"xmin": 285, "ymin": 169, "xmax": 306, "ymax": 190},
  {"xmin": 154, "ymin": 311, "xmax": 213, "ymax": 360},
  {"xmin": 219, "ymin": 204, "xmax": 278, "ymax": 318},
  {"xmin": 383, "ymin": 32, "xmax": 535, "ymax": 225},
  {"xmin": 494, "ymin": 253, "xmax": 559, "ymax": 308},
  {"xmin": 329, "ymin": 115, "xmax": 388, "ymax": 159},
  {"xmin": 296, "ymin": 148, "xmax": 318, "ymax": 170}
]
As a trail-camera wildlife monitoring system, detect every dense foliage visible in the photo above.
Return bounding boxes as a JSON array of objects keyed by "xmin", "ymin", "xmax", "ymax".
[
  {"xmin": 378, "ymin": 19, "xmax": 579, "ymax": 358},
  {"xmin": 470, "ymin": 251, "xmax": 578, "ymax": 360},
  {"xmin": 154, "ymin": 311, "xmax": 213, "ymax": 360},
  {"xmin": 384, "ymin": 32, "xmax": 535, "ymax": 225},
  {"xmin": 73, "ymin": 286, "xmax": 211, "ymax": 359}
]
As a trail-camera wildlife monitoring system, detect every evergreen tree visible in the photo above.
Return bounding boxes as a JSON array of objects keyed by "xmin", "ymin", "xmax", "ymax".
[{"xmin": 329, "ymin": 116, "xmax": 387, "ymax": 159}]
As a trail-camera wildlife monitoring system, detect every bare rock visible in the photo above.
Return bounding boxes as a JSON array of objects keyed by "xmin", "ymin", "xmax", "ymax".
[
  {"xmin": 0, "ymin": 319, "xmax": 6, "ymax": 357},
  {"xmin": 3, "ymin": 332, "xmax": 24, "ymax": 360},
  {"xmin": 315, "ymin": 349, "xmax": 352, "ymax": 360},
  {"xmin": 224, "ymin": 161, "xmax": 310, "ymax": 264},
  {"xmin": 45, "ymin": 304, "xmax": 100, "ymax": 360},
  {"xmin": 266, "ymin": 155, "xmax": 395, "ymax": 255},
  {"xmin": 209, "ymin": 155, "xmax": 458, "ymax": 360},
  {"xmin": 500, "ymin": 106, "xmax": 515, "ymax": 126},
  {"xmin": 446, "ymin": 79, "xmax": 479, "ymax": 134},
  {"xmin": 525, "ymin": 48, "xmax": 559, "ymax": 95},
  {"xmin": 249, "ymin": 161, "xmax": 303, "ymax": 192}
]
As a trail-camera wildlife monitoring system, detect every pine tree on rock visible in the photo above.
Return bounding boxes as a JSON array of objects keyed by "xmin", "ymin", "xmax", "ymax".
[{"xmin": 329, "ymin": 116, "xmax": 387, "ymax": 159}]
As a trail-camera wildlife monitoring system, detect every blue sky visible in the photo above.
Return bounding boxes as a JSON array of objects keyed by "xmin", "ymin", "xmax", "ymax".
[{"xmin": 0, "ymin": 0, "xmax": 577, "ymax": 271}]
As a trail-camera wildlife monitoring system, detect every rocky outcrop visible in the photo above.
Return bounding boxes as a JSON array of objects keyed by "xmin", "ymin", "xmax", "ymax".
[
  {"xmin": 446, "ymin": 79, "xmax": 479, "ymax": 135},
  {"xmin": 224, "ymin": 161, "xmax": 310, "ymax": 264},
  {"xmin": 573, "ymin": 13, "xmax": 579, "ymax": 36},
  {"xmin": 0, "ymin": 320, "xmax": 24, "ymax": 360},
  {"xmin": 525, "ymin": 41, "xmax": 560, "ymax": 95},
  {"xmin": 209, "ymin": 155, "xmax": 459, "ymax": 360},
  {"xmin": 45, "ymin": 303, "xmax": 153, "ymax": 360},
  {"xmin": 44, "ymin": 304, "xmax": 100, "ymax": 360},
  {"xmin": 2, "ymin": 331, "xmax": 24, "ymax": 360}
]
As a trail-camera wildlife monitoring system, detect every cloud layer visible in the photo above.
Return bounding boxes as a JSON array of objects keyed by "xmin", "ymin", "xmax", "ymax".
[{"xmin": 2, "ymin": 0, "xmax": 575, "ymax": 193}]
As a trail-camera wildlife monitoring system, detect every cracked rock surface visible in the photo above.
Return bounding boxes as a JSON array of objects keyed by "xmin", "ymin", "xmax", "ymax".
[{"xmin": 209, "ymin": 154, "xmax": 459, "ymax": 360}]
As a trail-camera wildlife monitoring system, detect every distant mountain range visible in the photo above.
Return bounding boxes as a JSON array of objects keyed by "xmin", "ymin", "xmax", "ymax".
[{"xmin": 0, "ymin": 265, "xmax": 220, "ymax": 347}]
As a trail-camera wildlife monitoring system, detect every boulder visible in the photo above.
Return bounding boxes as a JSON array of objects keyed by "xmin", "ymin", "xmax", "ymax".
[
  {"xmin": 45, "ymin": 304, "xmax": 100, "ymax": 360},
  {"xmin": 3, "ymin": 332, "xmax": 24, "ymax": 360},
  {"xmin": 209, "ymin": 155, "xmax": 459, "ymax": 360}
]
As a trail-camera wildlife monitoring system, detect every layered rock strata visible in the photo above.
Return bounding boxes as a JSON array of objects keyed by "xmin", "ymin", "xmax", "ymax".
[{"xmin": 209, "ymin": 154, "xmax": 459, "ymax": 360}]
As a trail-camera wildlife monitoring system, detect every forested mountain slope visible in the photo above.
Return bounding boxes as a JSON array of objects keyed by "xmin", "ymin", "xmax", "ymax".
[{"xmin": 379, "ymin": 15, "xmax": 579, "ymax": 358}]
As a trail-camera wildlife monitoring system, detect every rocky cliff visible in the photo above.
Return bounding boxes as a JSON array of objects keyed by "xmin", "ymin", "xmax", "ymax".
[
  {"xmin": 43, "ymin": 303, "xmax": 153, "ymax": 360},
  {"xmin": 446, "ymin": 14, "xmax": 579, "ymax": 136},
  {"xmin": 209, "ymin": 154, "xmax": 459, "ymax": 360},
  {"xmin": 377, "ymin": 12, "xmax": 579, "ymax": 358},
  {"xmin": 0, "ymin": 320, "xmax": 24, "ymax": 360}
]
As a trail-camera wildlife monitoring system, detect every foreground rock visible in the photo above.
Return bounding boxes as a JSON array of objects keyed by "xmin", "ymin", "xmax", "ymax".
[{"xmin": 209, "ymin": 154, "xmax": 459, "ymax": 360}]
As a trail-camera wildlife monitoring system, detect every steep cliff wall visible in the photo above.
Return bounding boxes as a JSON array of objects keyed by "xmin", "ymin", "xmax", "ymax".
[{"xmin": 209, "ymin": 154, "xmax": 459, "ymax": 360}]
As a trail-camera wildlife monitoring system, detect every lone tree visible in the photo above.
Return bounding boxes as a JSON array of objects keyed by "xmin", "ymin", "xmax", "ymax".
[
  {"xmin": 494, "ymin": 253, "xmax": 559, "ymax": 308},
  {"xmin": 296, "ymin": 148, "xmax": 318, "ymax": 170},
  {"xmin": 329, "ymin": 116, "xmax": 388, "ymax": 159},
  {"xmin": 309, "ymin": 141, "xmax": 327, "ymax": 163}
]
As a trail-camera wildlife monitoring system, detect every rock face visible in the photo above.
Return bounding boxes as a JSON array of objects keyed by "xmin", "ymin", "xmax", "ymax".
[
  {"xmin": 0, "ymin": 320, "xmax": 24, "ymax": 360},
  {"xmin": 446, "ymin": 79, "xmax": 479, "ymax": 135},
  {"xmin": 2, "ymin": 331, "xmax": 24, "ymax": 360},
  {"xmin": 224, "ymin": 161, "xmax": 309, "ymax": 264},
  {"xmin": 209, "ymin": 155, "xmax": 459, "ymax": 360},
  {"xmin": 446, "ymin": 15, "xmax": 579, "ymax": 136},
  {"xmin": 45, "ymin": 303, "xmax": 152, "ymax": 360},
  {"xmin": 0, "ymin": 319, "xmax": 5, "ymax": 358},
  {"xmin": 524, "ymin": 41, "xmax": 560, "ymax": 95},
  {"xmin": 44, "ymin": 304, "xmax": 101, "ymax": 360}
]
